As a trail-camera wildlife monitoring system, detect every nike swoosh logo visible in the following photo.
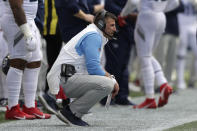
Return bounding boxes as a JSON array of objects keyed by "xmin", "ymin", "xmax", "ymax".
[
  {"xmin": 142, "ymin": 102, "xmax": 155, "ymax": 109},
  {"xmin": 160, "ymin": 86, "xmax": 167, "ymax": 100},
  {"xmin": 33, "ymin": 113, "xmax": 45, "ymax": 119},
  {"xmin": 14, "ymin": 116, "xmax": 26, "ymax": 120}
]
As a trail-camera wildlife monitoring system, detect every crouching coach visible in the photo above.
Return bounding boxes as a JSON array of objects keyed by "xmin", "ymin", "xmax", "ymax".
[{"xmin": 47, "ymin": 10, "xmax": 119, "ymax": 126}]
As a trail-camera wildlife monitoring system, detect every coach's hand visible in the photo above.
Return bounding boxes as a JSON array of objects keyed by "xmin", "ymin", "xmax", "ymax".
[
  {"xmin": 20, "ymin": 23, "xmax": 37, "ymax": 51},
  {"xmin": 112, "ymin": 83, "xmax": 119, "ymax": 99}
]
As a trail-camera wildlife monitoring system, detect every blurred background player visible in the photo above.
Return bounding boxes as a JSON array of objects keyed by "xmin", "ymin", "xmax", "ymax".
[
  {"xmin": 176, "ymin": 0, "xmax": 197, "ymax": 90},
  {"xmin": 1, "ymin": 0, "xmax": 50, "ymax": 119},
  {"xmin": 120, "ymin": 0, "xmax": 179, "ymax": 108},
  {"xmin": 154, "ymin": 1, "xmax": 184, "ymax": 88}
]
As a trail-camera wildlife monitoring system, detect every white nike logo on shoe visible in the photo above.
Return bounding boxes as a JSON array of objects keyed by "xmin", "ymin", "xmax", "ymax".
[
  {"xmin": 160, "ymin": 86, "xmax": 167, "ymax": 100},
  {"xmin": 33, "ymin": 113, "xmax": 45, "ymax": 119},
  {"xmin": 14, "ymin": 116, "xmax": 26, "ymax": 120},
  {"xmin": 142, "ymin": 102, "xmax": 155, "ymax": 109}
]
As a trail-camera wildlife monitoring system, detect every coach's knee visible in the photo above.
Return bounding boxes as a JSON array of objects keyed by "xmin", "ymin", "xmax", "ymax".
[
  {"xmin": 101, "ymin": 78, "xmax": 114, "ymax": 94},
  {"xmin": 10, "ymin": 58, "xmax": 27, "ymax": 70}
]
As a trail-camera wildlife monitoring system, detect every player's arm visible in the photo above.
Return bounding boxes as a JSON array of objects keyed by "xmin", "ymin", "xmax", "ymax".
[
  {"xmin": 9, "ymin": 0, "xmax": 36, "ymax": 51},
  {"xmin": 8, "ymin": 0, "xmax": 26, "ymax": 26},
  {"xmin": 74, "ymin": 10, "xmax": 94, "ymax": 23},
  {"xmin": 93, "ymin": 4, "xmax": 104, "ymax": 14},
  {"xmin": 65, "ymin": 0, "xmax": 94, "ymax": 23},
  {"xmin": 120, "ymin": 0, "xmax": 139, "ymax": 17}
]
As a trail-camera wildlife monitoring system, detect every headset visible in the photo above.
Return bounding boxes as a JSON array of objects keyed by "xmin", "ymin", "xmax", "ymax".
[
  {"xmin": 95, "ymin": 10, "xmax": 118, "ymax": 40},
  {"xmin": 96, "ymin": 10, "xmax": 107, "ymax": 31}
]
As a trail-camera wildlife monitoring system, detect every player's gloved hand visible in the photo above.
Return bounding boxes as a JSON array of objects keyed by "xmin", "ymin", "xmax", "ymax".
[
  {"xmin": 24, "ymin": 35, "xmax": 37, "ymax": 51},
  {"xmin": 117, "ymin": 15, "xmax": 127, "ymax": 27},
  {"xmin": 20, "ymin": 23, "xmax": 36, "ymax": 51}
]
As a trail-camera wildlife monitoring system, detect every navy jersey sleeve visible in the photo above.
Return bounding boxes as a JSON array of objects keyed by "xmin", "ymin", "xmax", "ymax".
[
  {"xmin": 88, "ymin": 0, "xmax": 101, "ymax": 14},
  {"xmin": 105, "ymin": 0, "xmax": 127, "ymax": 16},
  {"xmin": 63, "ymin": 0, "xmax": 80, "ymax": 15}
]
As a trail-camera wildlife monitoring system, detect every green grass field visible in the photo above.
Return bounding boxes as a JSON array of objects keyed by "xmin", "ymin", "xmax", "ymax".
[
  {"xmin": 0, "ymin": 89, "xmax": 197, "ymax": 130},
  {"xmin": 165, "ymin": 121, "xmax": 197, "ymax": 131},
  {"xmin": 0, "ymin": 112, "xmax": 12, "ymax": 123}
]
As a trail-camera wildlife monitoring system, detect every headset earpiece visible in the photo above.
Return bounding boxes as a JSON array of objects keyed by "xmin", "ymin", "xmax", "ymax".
[{"xmin": 96, "ymin": 10, "xmax": 107, "ymax": 31}]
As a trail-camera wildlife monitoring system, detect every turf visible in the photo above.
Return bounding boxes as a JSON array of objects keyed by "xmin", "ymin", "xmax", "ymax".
[
  {"xmin": 165, "ymin": 121, "xmax": 197, "ymax": 131},
  {"xmin": 0, "ymin": 112, "xmax": 12, "ymax": 123}
]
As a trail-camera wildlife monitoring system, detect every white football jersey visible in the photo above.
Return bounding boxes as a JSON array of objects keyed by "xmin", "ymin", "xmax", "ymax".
[
  {"xmin": 121, "ymin": 0, "xmax": 179, "ymax": 17},
  {"xmin": 0, "ymin": 1, "xmax": 5, "ymax": 17},
  {"xmin": 2, "ymin": 0, "xmax": 38, "ymax": 20},
  {"xmin": 139, "ymin": 0, "xmax": 179, "ymax": 12},
  {"xmin": 139, "ymin": 0, "xmax": 168, "ymax": 12}
]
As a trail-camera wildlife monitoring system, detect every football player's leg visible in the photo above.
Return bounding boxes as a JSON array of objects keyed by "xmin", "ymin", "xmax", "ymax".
[
  {"xmin": 22, "ymin": 23, "xmax": 50, "ymax": 119},
  {"xmin": 188, "ymin": 26, "xmax": 197, "ymax": 86},
  {"xmin": 133, "ymin": 23, "xmax": 157, "ymax": 109},
  {"xmin": 22, "ymin": 22, "xmax": 42, "ymax": 108},
  {"xmin": 164, "ymin": 35, "xmax": 179, "ymax": 82},
  {"xmin": 176, "ymin": 27, "xmax": 188, "ymax": 89},
  {"xmin": 152, "ymin": 32, "xmax": 167, "ymax": 86},
  {"xmin": 1, "ymin": 20, "xmax": 29, "ymax": 109}
]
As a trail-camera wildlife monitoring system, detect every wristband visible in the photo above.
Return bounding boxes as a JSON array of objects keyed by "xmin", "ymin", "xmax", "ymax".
[
  {"xmin": 110, "ymin": 75, "xmax": 115, "ymax": 79},
  {"xmin": 19, "ymin": 23, "xmax": 32, "ymax": 38},
  {"xmin": 110, "ymin": 75, "xmax": 117, "ymax": 85}
]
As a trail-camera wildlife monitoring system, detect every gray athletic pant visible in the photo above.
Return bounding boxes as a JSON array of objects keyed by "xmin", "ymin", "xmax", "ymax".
[{"xmin": 60, "ymin": 74, "xmax": 114, "ymax": 118}]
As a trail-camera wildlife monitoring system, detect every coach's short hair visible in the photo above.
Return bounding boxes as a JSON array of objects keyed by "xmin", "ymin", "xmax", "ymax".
[{"xmin": 94, "ymin": 10, "xmax": 117, "ymax": 31}]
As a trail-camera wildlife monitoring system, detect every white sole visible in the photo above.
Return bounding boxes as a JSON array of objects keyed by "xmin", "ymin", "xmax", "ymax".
[{"xmin": 38, "ymin": 95, "xmax": 58, "ymax": 115}]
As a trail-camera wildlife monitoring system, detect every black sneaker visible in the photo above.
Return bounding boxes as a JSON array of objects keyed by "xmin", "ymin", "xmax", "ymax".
[
  {"xmin": 115, "ymin": 98, "xmax": 136, "ymax": 106},
  {"xmin": 56, "ymin": 106, "xmax": 89, "ymax": 126},
  {"xmin": 38, "ymin": 93, "xmax": 59, "ymax": 114},
  {"xmin": 100, "ymin": 97, "xmax": 116, "ymax": 106}
]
